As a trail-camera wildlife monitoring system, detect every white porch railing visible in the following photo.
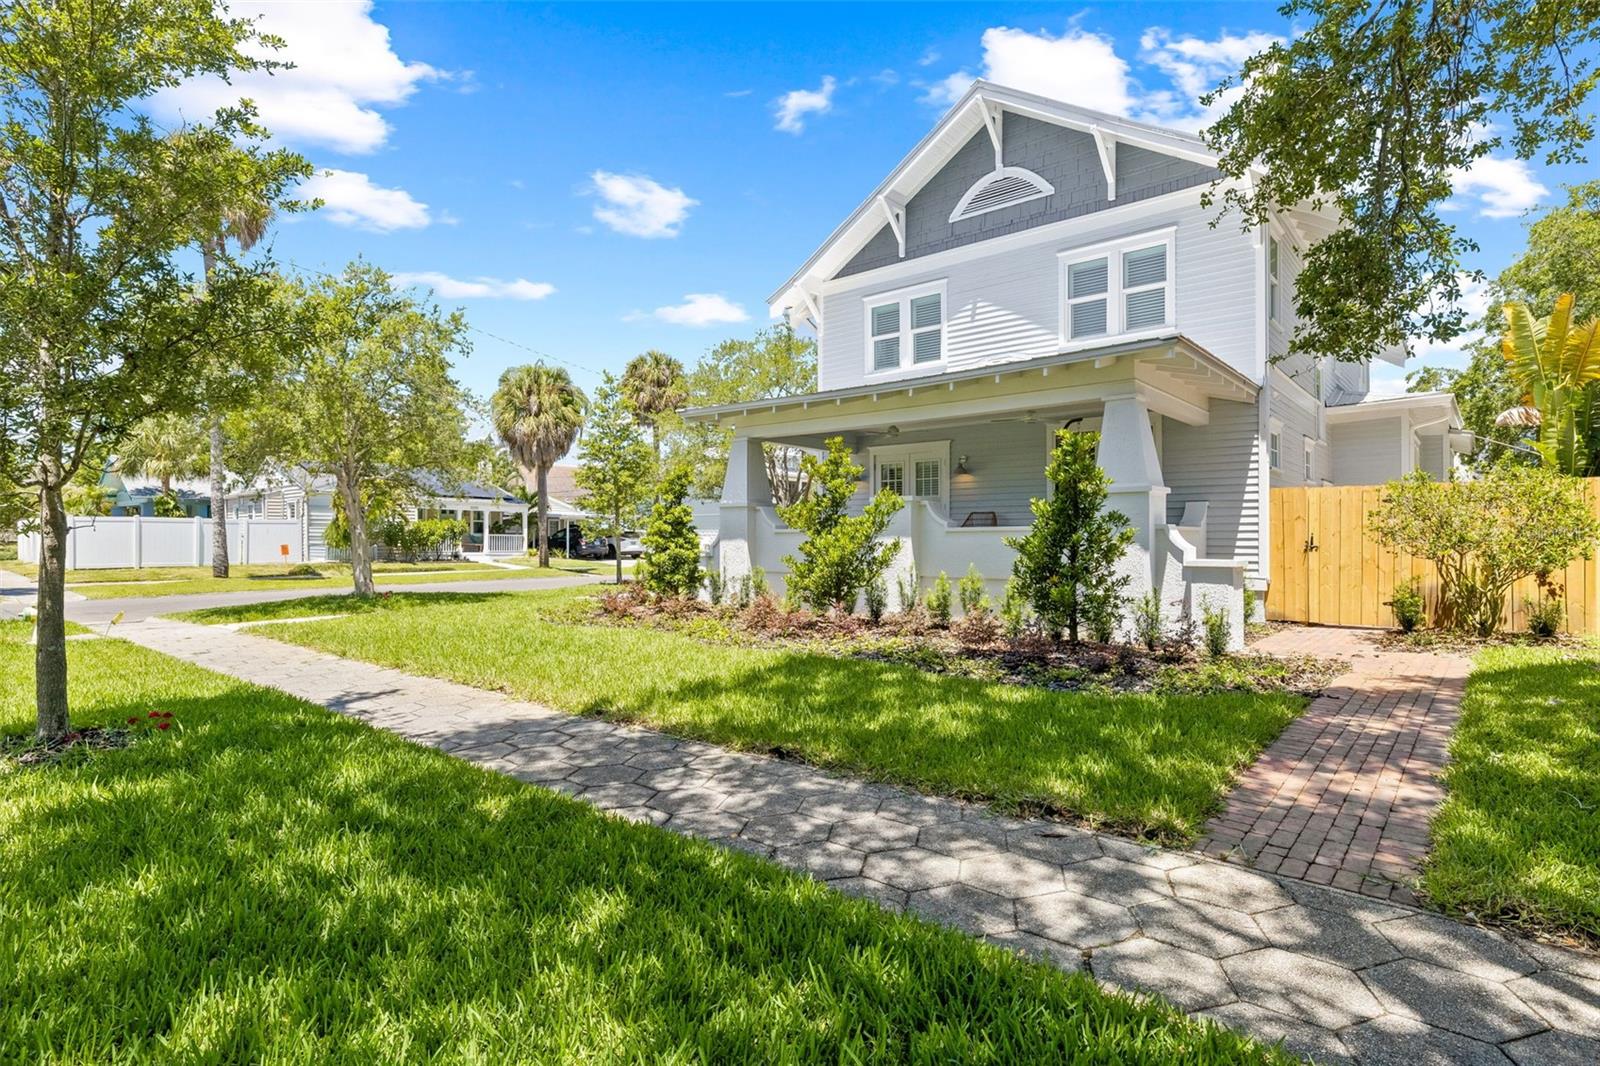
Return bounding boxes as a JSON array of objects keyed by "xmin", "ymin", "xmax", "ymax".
[{"xmin": 485, "ymin": 533, "xmax": 525, "ymax": 555}]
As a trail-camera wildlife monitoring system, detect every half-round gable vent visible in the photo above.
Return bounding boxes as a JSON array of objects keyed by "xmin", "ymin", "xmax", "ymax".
[{"xmin": 947, "ymin": 166, "xmax": 1055, "ymax": 224}]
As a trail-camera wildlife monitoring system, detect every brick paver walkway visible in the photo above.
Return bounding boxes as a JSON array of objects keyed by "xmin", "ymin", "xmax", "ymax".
[
  {"xmin": 120, "ymin": 619, "xmax": 1598, "ymax": 1065},
  {"xmin": 1197, "ymin": 627, "xmax": 1469, "ymax": 906}
]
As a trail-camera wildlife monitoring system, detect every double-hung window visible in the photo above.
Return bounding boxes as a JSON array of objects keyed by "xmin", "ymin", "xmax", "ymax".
[
  {"xmin": 1303, "ymin": 436, "xmax": 1315, "ymax": 482},
  {"xmin": 1059, "ymin": 230, "xmax": 1174, "ymax": 343},
  {"xmin": 1269, "ymin": 430, "xmax": 1282, "ymax": 470},
  {"xmin": 1268, "ymin": 235, "xmax": 1281, "ymax": 323},
  {"xmin": 865, "ymin": 283, "xmax": 946, "ymax": 375}
]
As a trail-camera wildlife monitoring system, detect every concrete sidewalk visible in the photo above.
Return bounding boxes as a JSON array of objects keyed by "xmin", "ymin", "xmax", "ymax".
[{"xmin": 116, "ymin": 617, "xmax": 1600, "ymax": 1066}]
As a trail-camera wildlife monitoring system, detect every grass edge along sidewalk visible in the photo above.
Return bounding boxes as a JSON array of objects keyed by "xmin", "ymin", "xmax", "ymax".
[
  {"xmin": 0, "ymin": 621, "xmax": 1289, "ymax": 1064},
  {"xmin": 178, "ymin": 588, "xmax": 1307, "ymax": 843}
]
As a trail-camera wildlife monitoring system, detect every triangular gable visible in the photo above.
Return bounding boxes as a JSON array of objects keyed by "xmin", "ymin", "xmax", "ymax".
[{"xmin": 768, "ymin": 80, "xmax": 1222, "ymax": 317}]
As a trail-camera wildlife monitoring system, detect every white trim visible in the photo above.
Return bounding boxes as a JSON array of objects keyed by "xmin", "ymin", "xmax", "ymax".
[
  {"xmin": 947, "ymin": 166, "xmax": 1055, "ymax": 224},
  {"xmin": 1091, "ymin": 126, "xmax": 1117, "ymax": 200},
  {"xmin": 867, "ymin": 440, "xmax": 951, "ymax": 511},
  {"xmin": 811, "ymin": 183, "xmax": 1224, "ymax": 303},
  {"xmin": 862, "ymin": 279, "xmax": 948, "ymax": 377},
  {"xmin": 1057, "ymin": 227, "xmax": 1176, "ymax": 346}
]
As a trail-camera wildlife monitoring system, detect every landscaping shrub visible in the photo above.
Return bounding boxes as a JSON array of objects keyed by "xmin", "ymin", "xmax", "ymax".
[
  {"xmin": 951, "ymin": 607, "xmax": 1000, "ymax": 646},
  {"xmin": 1132, "ymin": 591, "xmax": 1163, "ymax": 651},
  {"xmin": 1007, "ymin": 431, "xmax": 1134, "ymax": 643},
  {"xmin": 284, "ymin": 564, "xmax": 322, "ymax": 578},
  {"xmin": 1085, "ymin": 596, "xmax": 1117, "ymax": 645},
  {"xmin": 958, "ymin": 563, "xmax": 989, "ymax": 616},
  {"xmin": 1242, "ymin": 586, "xmax": 1258, "ymax": 625},
  {"xmin": 1201, "ymin": 598, "xmax": 1231, "ymax": 658},
  {"xmin": 1385, "ymin": 577, "xmax": 1426, "ymax": 632},
  {"xmin": 926, "ymin": 572, "xmax": 952, "ymax": 627},
  {"xmin": 864, "ymin": 577, "xmax": 887, "ymax": 623},
  {"xmin": 896, "ymin": 560, "xmax": 920, "ymax": 612},
  {"xmin": 777, "ymin": 437, "xmax": 902, "ymax": 611},
  {"xmin": 640, "ymin": 468, "xmax": 702, "ymax": 598},
  {"xmin": 1369, "ymin": 467, "xmax": 1599, "ymax": 636},
  {"xmin": 999, "ymin": 578, "xmax": 1028, "ymax": 640},
  {"xmin": 1525, "ymin": 593, "xmax": 1565, "ymax": 638},
  {"xmin": 151, "ymin": 491, "xmax": 186, "ymax": 518},
  {"xmin": 705, "ymin": 570, "xmax": 724, "ymax": 606}
]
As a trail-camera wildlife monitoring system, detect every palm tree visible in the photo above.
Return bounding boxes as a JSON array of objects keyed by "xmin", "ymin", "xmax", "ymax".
[
  {"xmin": 200, "ymin": 199, "xmax": 275, "ymax": 577},
  {"xmin": 119, "ymin": 413, "xmax": 207, "ymax": 500},
  {"xmin": 620, "ymin": 350, "xmax": 687, "ymax": 470},
  {"xmin": 1496, "ymin": 293, "xmax": 1600, "ymax": 475},
  {"xmin": 492, "ymin": 364, "xmax": 588, "ymax": 567}
]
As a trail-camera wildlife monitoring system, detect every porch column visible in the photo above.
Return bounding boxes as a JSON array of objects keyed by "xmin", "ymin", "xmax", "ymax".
[
  {"xmin": 1098, "ymin": 396, "xmax": 1168, "ymax": 635},
  {"xmin": 717, "ymin": 436, "xmax": 771, "ymax": 593},
  {"xmin": 521, "ymin": 507, "xmax": 529, "ymax": 552}
]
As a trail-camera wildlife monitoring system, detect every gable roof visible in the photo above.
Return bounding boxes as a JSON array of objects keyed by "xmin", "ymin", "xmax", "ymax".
[{"xmin": 767, "ymin": 80, "xmax": 1222, "ymax": 319}]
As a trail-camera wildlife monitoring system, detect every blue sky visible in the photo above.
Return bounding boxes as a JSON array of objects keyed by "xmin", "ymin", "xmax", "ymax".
[{"xmin": 153, "ymin": 2, "xmax": 1593, "ymax": 405}]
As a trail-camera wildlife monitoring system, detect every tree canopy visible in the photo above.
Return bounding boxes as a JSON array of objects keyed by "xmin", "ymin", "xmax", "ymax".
[
  {"xmin": 1206, "ymin": 0, "xmax": 1600, "ymax": 364},
  {"xmin": 492, "ymin": 363, "xmax": 587, "ymax": 568},
  {"xmin": 575, "ymin": 373, "xmax": 653, "ymax": 584},
  {"xmin": 0, "ymin": 0, "xmax": 309, "ymax": 738}
]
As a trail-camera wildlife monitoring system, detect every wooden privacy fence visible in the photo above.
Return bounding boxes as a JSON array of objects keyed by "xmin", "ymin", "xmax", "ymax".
[{"xmin": 1266, "ymin": 481, "xmax": 1600, "ymax": 634}]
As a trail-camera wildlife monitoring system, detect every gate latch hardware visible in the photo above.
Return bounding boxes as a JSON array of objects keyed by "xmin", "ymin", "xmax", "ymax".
[{"xmin": 1303, "ymin": 536, "xmax": 1319, "ymax": 553}]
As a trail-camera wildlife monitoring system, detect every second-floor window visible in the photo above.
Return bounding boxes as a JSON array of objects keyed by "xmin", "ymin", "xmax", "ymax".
[
  {"xmin": 1059, "ymin": 231, "xmax": 1175, "ymax": 344},
  {"xmin": 865, "ymin": 282, "xmax": 945, "ymax": 374},
  {"xmin": 1268, "ymin": 235, "xmax": 1281, "ymax": 323}
]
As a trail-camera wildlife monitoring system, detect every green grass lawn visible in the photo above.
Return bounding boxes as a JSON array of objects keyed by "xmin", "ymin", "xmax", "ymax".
[
  {"xmin": 0, "ymin": 559, "xmax": 604, "ymax": 599},
  {"xmin": 0, "ymin": 622, "xmax": 1286, "ymax": 1064},
  {"xmin": 180, "ymin": 589, "xmax": 1304, "ymax": 841},
  {"xmin": 1421, "ymin": 643, "xmax": 1600, "ymax": 944}
]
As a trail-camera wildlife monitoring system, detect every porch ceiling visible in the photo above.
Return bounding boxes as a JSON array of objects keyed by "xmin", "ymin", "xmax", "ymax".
[{"xmin": 683, "ymin": 333, "xmax": 1256, "ymax": 439}]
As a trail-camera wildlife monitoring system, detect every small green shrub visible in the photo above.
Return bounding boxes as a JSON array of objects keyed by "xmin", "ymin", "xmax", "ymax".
[
  {"xmin": 777, "ymin": 436, "xmax": 903, "ymax": 610},
  {"xmin": 864, "ymin": 577, "xmax": 887, "ymax": 623},
  {"xmin": 750, "ymin": 566, "xmax": 769, "ymax": 600},
  {"xmin": 1386, "ymin": 578, "xmax": 1426, "ymax": 633},
  {"xmin": 1086, "ymin": 598, "xmax": 1117, "ymax": 644},
  {"xmin": 1201, "ymin": 599, "xmax": 1231, "ymax": 659},
  {"xmin": 1526, "ymin": 594, "xmax": 1564, "ymax": 638},
  {"xmin": 958, "ymin": 563, "xmax": 989, "ymax": 616},
  {"xmin": 1242, "ymin": 586, "xmax": 1258, "ymax": 625},
  {"xmin": 151, "ymin": 492, "xmax": 187, "ymax": 518},
  {"xmin": 895, "ymin": 560, "xmax": 920, "ymax": 612},
  {"xmin": 705, "ymin": 570, "xmax": 724, "ymax": 606},
  {"xmin": 284, "ymin": 564, "xmax": 322, "ymax": 578},
  {"xmin": 1000, "ymin": 578, "xmax": 1029, "ymax": 640},
  {"xmin": 926, "ymin": 572, "xmax": 952, "ymax": 627},
  {"xmin": 1133, "ymin": 591, "xmax": 1163, "ymax": 651},
  {"xmin": 640, "ymin": 468, "xmax": 702, "ymax": 598}
]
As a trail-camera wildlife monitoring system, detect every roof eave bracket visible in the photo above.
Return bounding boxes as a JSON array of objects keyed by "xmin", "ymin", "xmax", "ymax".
[
  {"xmin": 878, "ymin": 193, "xmax": 907, "ymax": 258},
  {"xmin": 1091, "ymin": 126, "xmax": 1117, "ymax": 201},
  {"xmin": 982, "ymin": 102, "xmax": 1004, "ymax": 168}
]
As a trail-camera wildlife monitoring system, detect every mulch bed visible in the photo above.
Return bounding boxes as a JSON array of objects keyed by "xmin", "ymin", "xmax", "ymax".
[
  {"xmin": 589, "ymin": 589, "xmax": 1345, "ymax": 698},
  {"xmin": 1, "ymin": 726, "xmax": 135, "ymax": 769}
]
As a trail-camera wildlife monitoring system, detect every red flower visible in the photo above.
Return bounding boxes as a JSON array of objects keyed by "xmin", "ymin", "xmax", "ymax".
[
  {"xmin": 148, "ymin": 711, "xmax": 161, "ymax": 718},
  {"xmin": 127, "ymin": 717, "xmax": 139, "ymax": 724},
  {"xmin": 156, "ymin": 722, "xmax": 170, "ymax": 731},
  {"xmin": 161, "ymin": 712, "xmax": 174, "ymax": 719}
]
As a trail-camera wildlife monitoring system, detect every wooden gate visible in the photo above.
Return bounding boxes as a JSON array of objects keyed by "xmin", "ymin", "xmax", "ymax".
[{"xmin": 1266, "ymin": 482, "xmax": 1600, "ymax": 634}]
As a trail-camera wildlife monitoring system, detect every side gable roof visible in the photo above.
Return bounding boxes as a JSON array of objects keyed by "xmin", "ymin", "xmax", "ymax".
[{"xmin": 767, "ymin": 80, "xmax": 1222, "ymax": 319}]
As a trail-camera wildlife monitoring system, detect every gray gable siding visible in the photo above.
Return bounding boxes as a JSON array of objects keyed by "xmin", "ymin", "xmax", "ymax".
[{"xmin": 836, "ymin": 114, "xmax": 1219, "ymax": 279}]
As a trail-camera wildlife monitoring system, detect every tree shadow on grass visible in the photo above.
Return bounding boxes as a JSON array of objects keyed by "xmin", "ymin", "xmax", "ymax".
[{"xmin": 0, "ymin": 677, "xmax": 1285, "ymax": 1064}]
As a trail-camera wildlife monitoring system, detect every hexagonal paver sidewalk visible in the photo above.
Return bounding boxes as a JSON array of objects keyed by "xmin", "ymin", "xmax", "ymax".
[
  {"xmin": 1197, "ymin": 626, "xmax": 1470, "ymax": 906},
  {"xmin": 122, "ymin": 619, "xmax": 1600, "ymax": 1065}
]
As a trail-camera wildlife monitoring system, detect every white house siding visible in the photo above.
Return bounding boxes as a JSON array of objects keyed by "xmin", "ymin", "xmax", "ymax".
[
  {"xmin": 1330, "ymin": 418, "xmax": 1405, "ymax": 485},
  {"xmin": 1161, "ymin": 402, "xmax": 1263, "ymax": 583},
  {"xmin": 307, "ymin": 496, "xmax": 338, "ymax": 562},
  {"xmin": 1269, "ymin": 377, "xmax": 1324, "ymax": 486},
  {"xmin": 818, "ymin": 198, "xmax": 1260, "ymax": 393},
  {"xmin": 1417, "ymin": 432, "xmax": 1448, "ymax": 480}
]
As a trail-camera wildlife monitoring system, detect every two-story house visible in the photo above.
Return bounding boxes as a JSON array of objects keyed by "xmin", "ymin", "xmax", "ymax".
[{"xmin": 684, "ymin": 81, "xmax": 1461, "ymax": 646}]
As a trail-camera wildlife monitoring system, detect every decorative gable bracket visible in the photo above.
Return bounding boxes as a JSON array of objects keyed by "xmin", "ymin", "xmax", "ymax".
[
  {"xmin": 1090, "ymin": 125, "xmax": 1117, "ymax": 201},
  {"xmin": 878, "ymin": 192, "xmax": 907, "ymax": 257}
]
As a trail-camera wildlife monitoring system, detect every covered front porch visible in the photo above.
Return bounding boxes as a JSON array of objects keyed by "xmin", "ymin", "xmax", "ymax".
[
  {"xmin": 421, "ymin": 495, "xmax": 530, "ymax": 558},
  {"xmin": 691, "ymin": 336, "xmax": 1260, "ymax": 648}
]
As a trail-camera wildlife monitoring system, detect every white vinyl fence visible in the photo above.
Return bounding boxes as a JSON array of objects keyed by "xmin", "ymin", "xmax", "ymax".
[{"xmin": 17, "ymin": 516, "xmax": 303, "ymax": 570}]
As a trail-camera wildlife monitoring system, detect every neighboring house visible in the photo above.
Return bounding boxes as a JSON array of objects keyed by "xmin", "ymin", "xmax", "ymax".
[
  {"xmin": 683, "ymin": 81, "xmax": 1461, "ymax": 645},
  {"xmin": 227, "ymin": 473, "xmax": 532, "ymax": 561},
  {"xmin": 101, "ymin": 470, "xmax": 211, "ymax": 517}
]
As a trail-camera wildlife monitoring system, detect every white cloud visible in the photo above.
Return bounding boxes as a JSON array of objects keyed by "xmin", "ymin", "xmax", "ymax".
[
  {"xmin": 153, "ymin": 1, "xmax": 440, "ymax": 154},
  {"xmin": 638, "ymin": 293, "xmax": 750, "ymax": 327},
  {"xmin": 918, "ymin": 47, "xmax": 942, "ymax": 67},
  {"xmin": 724, "ymin": 88, "xmax": 754, "ymax": 98},
  {"xmin": 774, "ymin": 76, "xmax": 837, "ymax": 134},
  {"xmin": 301, "ymin": 168, "xmax": 431, "ymax": 231},
  {"xmin": 588, "ymin": 171, "xmax": 697, "ymax": 238},
  {"xmin": 1137, "ymin": 28, "xmax": 1283, "ymax": 129},
  {"xmin": 391, "ymin": 272, "xmax": 555, "ymax": 300},
  {"xmin": 1409, "ymin": 272, "xmax": 1493, "ymax": 360},
  {"xmin": 921, "ymin": 27, "xmax": 1135, "ymax": 115},
  {"xmin": 1446, "ymin": 156, "xmax": 1548, "ymax": 219}
]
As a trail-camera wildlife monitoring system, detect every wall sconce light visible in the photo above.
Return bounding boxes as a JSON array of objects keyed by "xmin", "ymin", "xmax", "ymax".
[{"xmin": 955, "ymin": 454, "xmax": 970, "ymax": 475}]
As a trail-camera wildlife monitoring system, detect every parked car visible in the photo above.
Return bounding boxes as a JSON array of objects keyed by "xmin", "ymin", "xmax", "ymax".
[
  {"xmin": 614, "ymin": 530, "xmax": 644, "ymax": 559},
  {"xmin": 570, "ymin": 533, "xmax": 610, "ymax": 560}
]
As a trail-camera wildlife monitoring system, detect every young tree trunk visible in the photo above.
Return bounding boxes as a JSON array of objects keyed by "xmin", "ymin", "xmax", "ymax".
[
  {"xmin": 338, "ymin": 474, "xmax": 375, "ymax": 595},
  {"xmin": 535, "ymin": 465, "xmax": 551, "ymax": 568},
  {"xmin": 209, "ymin": 418, "xmax": 229, "ymax": 577},
  {"xmin": 614, "ymin": 505, "xmax": 623, "ymax": 585},
  {"xmin": 34, "ymin": 466, "xmax": 70, "ymax": 740}
]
